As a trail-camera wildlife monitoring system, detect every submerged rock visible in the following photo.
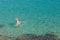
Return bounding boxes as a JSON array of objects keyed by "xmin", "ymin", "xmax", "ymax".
[
  {"xmin": 16, "ymin": 34, "xmax": 41, "ymax": 40},
  {"xmin": 16, "ymin": 33, "xmax": 59, "ymax": 40},
  {"xmin": 0, "ymin": 33, "xmax": 59, "ymax": 40},
  {"xmin": 42, "ymin": 33, "xmax": 57, "ymax": 40},
  {"xmin": 0, "ymin": 35, "xmax": 15, "ymax": 40}
]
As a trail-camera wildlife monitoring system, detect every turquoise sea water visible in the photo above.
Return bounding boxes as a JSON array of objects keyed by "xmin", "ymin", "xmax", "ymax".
[{"xmin": 0, "ymin": 0, "xmax": 60, "ymax": 37}]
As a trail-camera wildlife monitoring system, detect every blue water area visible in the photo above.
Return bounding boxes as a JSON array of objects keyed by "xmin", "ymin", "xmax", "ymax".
[{"xmin": 0, "ymin": 0, "xmax": 60, "ymax": 37}]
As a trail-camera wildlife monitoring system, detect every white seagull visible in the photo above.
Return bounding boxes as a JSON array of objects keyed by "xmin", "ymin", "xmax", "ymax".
[{"xmin": 14, "ymin": 17, "xmax": 21, "ymax": 26}]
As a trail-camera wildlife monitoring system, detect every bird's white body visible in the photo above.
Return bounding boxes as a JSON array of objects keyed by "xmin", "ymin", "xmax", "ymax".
[
  {"xmin": 14, "ymin": 17, "xmax": 21, "ymax": 26},
  {"xmin": 16, "ymin": 20, "xmax": 21, "ymax": 26}
]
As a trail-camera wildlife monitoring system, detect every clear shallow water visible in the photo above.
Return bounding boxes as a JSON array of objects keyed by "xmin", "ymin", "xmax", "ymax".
[{"xmin": 0, "ymin": 0, "xmax": 60, "ymax": 37}]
